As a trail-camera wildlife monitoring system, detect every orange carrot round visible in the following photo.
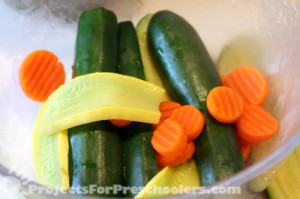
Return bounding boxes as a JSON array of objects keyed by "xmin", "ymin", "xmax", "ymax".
[
  {"xmin": 238, "ymin": 134, "xmax": 252, "ymax": 161},
  {"xmin": 206, "ymin": 86, "xmax": 244, "ymax": 123},
  {"xmin": 236, "ymin": 104, "xmax": 279, "ymax": 144},
  {"xmin": 169, "ymin": 105, "xmax": 205, "ymax": 140},
  {"xmin": 157, "ymin": 141, "xmax": 195, "ymax": 167},
  {"xmin": 240, "ymin": 143, "xmax": 252, "ymax": 161},
  {"xmin": 153, "ymin": 101, "xmax": 182, "ymax": 130},
  {"xmin": 223, "ymin": 66, "xmax": 269, "ymax": 105},
  {"xmin": 220, "ymin": 75, "xmax": 226, "ymax": 85},
  {"xmin": 237, "ymin": 135, "xmax": 252, "ymax": 146},
  {"xmin": 109, "ymin": 119, "xmax": 132, "ymax": 127},
  {"xmin": 151, "ymin": 119, "xmax": 188, "ymax": 158},
  {"xmin": 160, "ymin": 101, "xmax": 182, "ymax": 121},
  {"xmin": 19, "ymin": 50, "xmax": 66, "ymax": 102}
]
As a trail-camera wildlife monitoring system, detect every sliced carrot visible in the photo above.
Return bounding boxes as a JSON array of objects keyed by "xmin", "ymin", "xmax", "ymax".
[
  {"xmin": 206, "ymin": 86, "xmax": 244, "ymax": 123},
  {"xmin": 109, "ymin": 119, "xmax": 132, "ymax": 127},
  {"xmin": 236, "ymin": 104, "xmax": 279, "ymax": 144},
  {"xmin": 152, "ymin": 101, "xmax": 182, "ymax": 129},
  {"xmin": 237, "ymin": 134, "xmax": 252, "ymax": 160},
  {"xmin": 169, "ymin": 105, "xmax": 205, "ymax": 140},
  {"xmin": 159, "ymin": 101, "xmax": 182, "ymax": 121},
  {"xmin": 240, "ymin": 143, "xmax": 252, "ymax": 161},
  {"xmin": 157, "ymin": 142, "xmax": 195, "ymax": 167},
  {"xmin": 220, "ymin": 75, "xmax": 226, "ymax": 85},
  {"xmin": 237, "ymin": 135, "xmax": 252, "ymax": 146},
  {"xmin": 151, "ymin": 119, "xmax": 188, "ymax": 158},
  {"xmin": 223, "ymin": 66, "xmax": 269, "ymax": 105},
  {"xmin": 19, "ymin": 50, "xmax": 66, "ymax": 102}
]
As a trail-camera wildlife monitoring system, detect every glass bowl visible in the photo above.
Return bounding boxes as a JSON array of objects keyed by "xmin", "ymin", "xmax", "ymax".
[{"xmin": 0, "ymin": 0, "xmax": 299, "ymax": 198}]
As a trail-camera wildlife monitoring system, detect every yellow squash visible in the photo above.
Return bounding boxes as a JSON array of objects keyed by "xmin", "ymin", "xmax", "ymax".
[
  {"xmin": 37, "ymin": 72, "xmax": 166, "ymax": 135},
  {"xmin": 33, "ymin": 72, "xmax": 166, "ymax": 189}
]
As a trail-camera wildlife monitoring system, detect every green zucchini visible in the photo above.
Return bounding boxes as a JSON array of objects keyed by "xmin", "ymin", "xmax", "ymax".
[
  {"xmin": 69, "ymin": 122, "xmax": 122, "ymax": 196},
  {"xmin": 73, "ymin": 7, "xmax": 118, "ymax": 76},
  {"xmin": 68, "ymin": 7, "xmax": 122, "ymax": 197},
  {"xmin": 118, "ymin": 21, "xmax": 158, "ymax": 198},
  {"xmin": 148, "ymin": 10, "xmax": 244, "ymax": 185},
  {"xmin": 118, "ymin": 21, "xmax": 145, "ymax": 79},
  {"xmin": 122, "ymin": 123, "xmax": 158, "ymax": 198}
]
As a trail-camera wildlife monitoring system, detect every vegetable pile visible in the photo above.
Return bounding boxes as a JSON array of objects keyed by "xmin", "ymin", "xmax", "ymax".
[
  {"xmin": 19, "ymin": 6, "xmax": 280, "ymax": 198},
  {"xmin": 152, "ymin": 103, "xmax": 205, "ymax": 167},
  {"xmin": 214, "ymin": 66, "xmax": 278, "ymax": 160}
]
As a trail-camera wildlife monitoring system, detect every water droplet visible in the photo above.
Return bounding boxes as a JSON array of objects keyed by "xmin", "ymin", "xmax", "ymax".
[{"xmin": 157, "ymin": 48, "xmax": 164, "ymax": 56}]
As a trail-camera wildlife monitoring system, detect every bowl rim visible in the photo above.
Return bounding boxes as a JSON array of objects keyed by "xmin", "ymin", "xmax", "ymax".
[{"xmin": 1, "ymin": 130, "xmax": 299, "ymax": 198}]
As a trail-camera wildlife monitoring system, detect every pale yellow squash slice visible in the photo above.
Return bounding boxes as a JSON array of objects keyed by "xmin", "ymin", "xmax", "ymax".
[
  {"xmin": 33, "ymin": 109, "xmax": 69, "ymax": 190},
  {"xmin": 37, "ymin": 72, "xmax": 166, "ymax": 135},
  {"xmin": 135, "ymin": 159, "xmax": 200, "ymax": 198},
  {"xmin": 33, "ymin": 72, "xmax": 166, "ymax": 189},
  {"xmin": 136, "ymin": 14, "xmax": 170, "ymax": 101}
]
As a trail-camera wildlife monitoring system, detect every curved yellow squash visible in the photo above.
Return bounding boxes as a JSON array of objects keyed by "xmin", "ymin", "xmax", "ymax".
[
  {"xmin": 33, "ymin": 72, "xmax": 166, "ymax": 189},
  {"xmin": 33, "ymin": 113, "xmax": 69, "ymax": 190},
  {"xmin": 135, "ymin": 159, "xmax": 200, "ymax": 198},
  {"xmin": 37, "ymin": 72, "xmax": 166, "ymax": 135}
]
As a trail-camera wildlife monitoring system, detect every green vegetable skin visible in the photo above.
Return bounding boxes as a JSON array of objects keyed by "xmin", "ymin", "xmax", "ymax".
[
  {"xmin": 73, "ymin": 8, "xmax": 118, "ymax": 76},
  {"xmin": 148, "ymin": 10, "xmax": 244, "ymax": 185},
  {"xmin": 118, "ymin": 22, "xmax": 145, "ymax": 79},
  {"xmin": 68, "ymin": 7, "xmax": 122, "ymax": 197},
  {"xmin": 118, "ymin": 21, "xmax": 158, "ymax": 198}
]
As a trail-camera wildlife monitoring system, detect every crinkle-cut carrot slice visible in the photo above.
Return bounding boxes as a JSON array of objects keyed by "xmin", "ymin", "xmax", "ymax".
[
  {"xmin": 157, "ymin": 142, "xmax": 195, "ymax": 167},
  {"xmin": 151, "ymin": 119, "xmax": 188, "ymax": 158},
  {"xmin": 153, "ymin": 101, "xmax": 182, "ymax": 130},
  {"xmin": 223, "ymin": 66, "xmax": 269, "ymax": 105},
  {"xmin": 19, "ymin": 50, "xmax": 65, "ymax": 102},
  {"xmin": 207, "ymin": 86, "xmax": 244, "ymax": 123},
  {"xmin": 236, "ymin": 104, "xmax": 279, "ymax": 144},
  {"xmin": 240, "ymin": 143, "xmax": 252, "ymax": 161},
  {"xmin": 169, "ymin": 105, "xmax": 205, "ymax": 140},
  {"xmin": 110, "ymin": 119, "xmax": 132, "ymax": 127}
]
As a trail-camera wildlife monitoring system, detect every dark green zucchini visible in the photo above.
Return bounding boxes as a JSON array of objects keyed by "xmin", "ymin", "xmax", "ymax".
[
  {"xmin": 122, "ymin": 123, "xmax": 158, "ymax": 198},
  {"xmin": 118, "ymin": 21, "xmax": 158, "ymax": 198},
  {"xmin": 69, "ymin": 122, "xmax": 122, "ymax": 196},
  {"xmin": 68, "ymin": 7, "xmax": 122, "ymax": 197},
  {"xmin": 118, "ymin": 21, "xmax": 145, "ymax": 79},
  {"xmin": 148, "ymin": 10, "xmax": 244, "ymax": 185},
  {"xmin": 73, "ymin": 7, "xmax": 118, "ymax": 76}
]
